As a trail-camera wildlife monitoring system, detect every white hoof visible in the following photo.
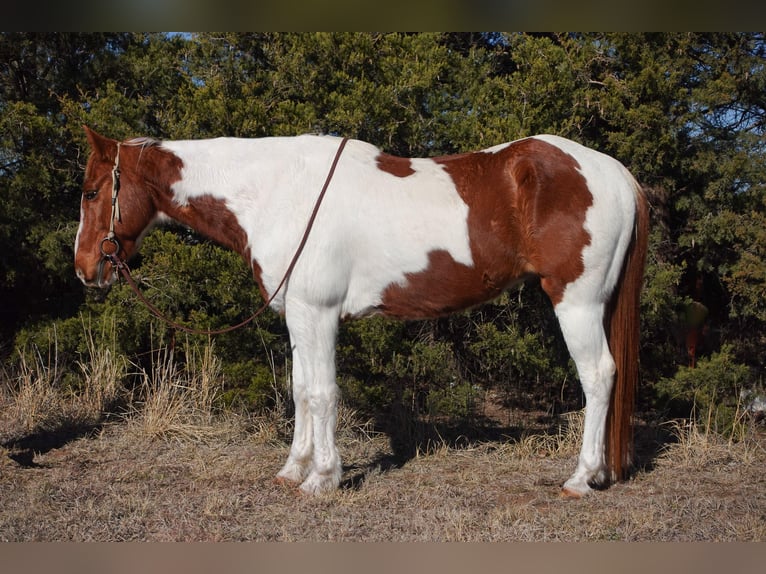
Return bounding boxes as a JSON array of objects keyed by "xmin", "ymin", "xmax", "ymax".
[
  {"xmin": 561, "ymin": 477, "xmax": 592, "ymax": 499},
  {"xmin": 562, "ymin": 465, "xmax": 609, "ymax": 498},
  {"xmin": 299, "ymin": 470, "xmax": 341, "ymax": 495},
  {"xmin": 276, "ymin": 459, "xmax": 310, "ymax": 484}
]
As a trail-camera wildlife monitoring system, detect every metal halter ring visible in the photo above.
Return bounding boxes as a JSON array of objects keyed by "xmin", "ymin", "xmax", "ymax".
[{"xmin": 99, "ymin": 235, "xmax": 122, "ymax": 260}]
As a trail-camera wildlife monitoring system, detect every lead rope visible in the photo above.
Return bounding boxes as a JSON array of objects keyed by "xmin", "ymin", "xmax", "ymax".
[{"xmin": 109, "ymin": 136, "xmax": 349, "ymax": 336}]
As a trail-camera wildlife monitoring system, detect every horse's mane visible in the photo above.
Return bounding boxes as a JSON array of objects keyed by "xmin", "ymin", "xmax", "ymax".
[{"xmin": 123, "ymin": 136, "xmax": 162, "ymax": 148}]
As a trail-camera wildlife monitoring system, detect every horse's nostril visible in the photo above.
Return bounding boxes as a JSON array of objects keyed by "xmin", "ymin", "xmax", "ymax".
[{"xmin": 75, "ymin": 265, "xmax": 102, "ymax": 287}]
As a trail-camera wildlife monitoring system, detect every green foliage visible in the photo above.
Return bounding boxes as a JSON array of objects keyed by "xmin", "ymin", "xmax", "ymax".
[
  {"xmin": 655, "ymin": 345, "xmax": 753, "ymax": 434},
  {"xmin": 2, "ymin": 33, "xmax": 765, "ymax": 434},
  {"xmin": 219, "ymin": 360, "xmax": 279, "ymax": 412},
  {"xmin": 94, "ymin": 230, "xmax": 288, "ymax": 403},
  {"xmin": 469, "ymin": 322, "xmax": 554, "ymax": 387},
  {"xmin": 461, "ymin": 291, "xmax": 575, "ymax": 414},
  {"xmin": 426, "ymin": 381, "xmax": 479, "ymax": 420}
]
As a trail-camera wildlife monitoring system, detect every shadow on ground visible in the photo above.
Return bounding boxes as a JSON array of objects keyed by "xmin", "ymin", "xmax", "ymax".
[
  {"xmin": 1, "ymin": 422, "xmax": 103, "ymax": 468},
  {"xmin": 341, "ymin": 408, "xmax": 677, "ymax": 491}
]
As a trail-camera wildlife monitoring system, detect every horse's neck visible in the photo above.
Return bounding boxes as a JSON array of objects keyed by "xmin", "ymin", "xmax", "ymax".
[{"xmin": 155, "ymin": 137, "xmax": 324, "ymax": 260}]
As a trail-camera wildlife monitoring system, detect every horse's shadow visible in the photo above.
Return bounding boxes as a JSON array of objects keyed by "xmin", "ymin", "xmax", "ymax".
[
  {"xmin": 2, "ymin": 407, "xmax": 675, "ymax": 492},
  {"xmin": 339, "ymin": 412, "xmax": 543, "ymax": 491},
  {"xmin": 340, "ymin": 412, "xmax": 675, "ymax": 491},
  {"xmin": 1, "ymin": 422, "xmax": 103, "ymax": 468}
]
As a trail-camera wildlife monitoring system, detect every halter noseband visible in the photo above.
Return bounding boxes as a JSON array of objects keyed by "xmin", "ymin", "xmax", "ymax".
[{"xmin": 98, "ymin": 142, "xmax": 122, "ymax": 280}]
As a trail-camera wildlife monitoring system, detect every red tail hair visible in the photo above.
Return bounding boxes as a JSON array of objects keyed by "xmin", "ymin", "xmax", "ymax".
[{"xmin": 605, "ymin": 182, "xmax": 649, "ymax": 482}]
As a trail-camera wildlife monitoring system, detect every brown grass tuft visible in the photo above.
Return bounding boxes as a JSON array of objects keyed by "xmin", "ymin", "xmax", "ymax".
[
  {"xmin": 74, "ymin": 316, "xmax": 126, "ymax": 423},
  {"xmin": 2, "ymin": 350, "xmax": 66, "ymax": 436},
  {"xmin": 1, "ymin": 318, "xmax": 127, "ymax": 441},
  {"xmin": 507, "ymin": 409, "xmax": 585, "ymax": 460},
  {"xmin": 123, "ymin": 342, "xmax": 232, "ymax": 442},
  {"xmin": 657, "ymin": 415, "xmax": 764, "ymax": 471}
]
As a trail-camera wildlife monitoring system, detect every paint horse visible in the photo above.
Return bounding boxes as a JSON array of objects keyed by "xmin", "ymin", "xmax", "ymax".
[{"xmin": 75, "ymin": 127, "xmax": 648, "ymax": 498}]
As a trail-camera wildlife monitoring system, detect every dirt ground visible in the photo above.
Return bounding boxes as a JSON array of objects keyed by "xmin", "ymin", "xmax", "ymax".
[{"xmin": 1, "ymin": 408, "xmax": 764, "ymax": 542}]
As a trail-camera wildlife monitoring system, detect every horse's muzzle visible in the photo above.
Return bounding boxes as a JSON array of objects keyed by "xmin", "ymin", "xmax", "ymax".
[
  {"xmin": 75, "ymin": 250, "xmax": 118, "ymax": 288},
  {"xmin": 76, "ymin": 236, "xmax": 121, "ymax": 288},
  {"xmin": 75, "ymin": 261, "xmax": 116, "ymax": 288}
]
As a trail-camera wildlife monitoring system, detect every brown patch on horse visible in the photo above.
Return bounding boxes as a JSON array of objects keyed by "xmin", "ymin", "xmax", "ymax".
[
  {"xmin": 378, "ymin": 250, "xmax": 530, "ymax": 318},
  {"xmin": 378, "ymin": 138, "xmax": 593, "ymax": 318},
  {"xmin": 139, "ymin": 141, "xmax": 184, "ymax": 193},
  {"xmin": 149, "ymin": 158, "xmax": 271, "ymax": 302},
  {"xmin": 114, "ymin": 142, "xmax": 185, "ymax": 251},
  {"xmin": 376, "ymin": 153, "xmax": 415, "ymax": 177},
  {"xmin": 501, "ymin": 139, "xmax": 593, "ymax": 306},
  {"xmin": 171, "ymin": 195, "xmax": 250, "ymax": 256}
]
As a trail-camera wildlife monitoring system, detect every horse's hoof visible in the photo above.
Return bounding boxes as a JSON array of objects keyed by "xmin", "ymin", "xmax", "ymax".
[
  {"xmin": 559, "ymin": 486, "xmax": 585, "ymax": 499},
  {"xmin": 273, "ymin": 476, "xmax": 300, "ymax": 488},
  {"xmin": 298, "ymin": 471, "xmax": 341, "ymax": 496}
]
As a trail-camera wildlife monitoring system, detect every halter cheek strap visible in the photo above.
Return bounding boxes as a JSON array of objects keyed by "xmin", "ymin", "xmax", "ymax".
[
  {"xmin": 109, "ymin": 142, "xmax": 122, "ymax": 238},
  {"xmin": 100, "ymin": 142, "xmax": 122, "ymax": 261}
]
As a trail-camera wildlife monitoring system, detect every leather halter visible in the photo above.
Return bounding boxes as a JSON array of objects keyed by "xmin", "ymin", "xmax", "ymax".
[
  {"xmin": 96, "ymin": 142, "xmax": 123, "ymax": 287},
  {"xmin": 98, "ymin": 137, "xmax": 349, "ymax": 335}
]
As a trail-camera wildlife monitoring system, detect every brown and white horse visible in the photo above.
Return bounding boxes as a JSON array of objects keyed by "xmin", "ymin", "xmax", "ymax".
[{"xmin": 75, "ymin": 126, "xmax": 648, "ymax": 497}]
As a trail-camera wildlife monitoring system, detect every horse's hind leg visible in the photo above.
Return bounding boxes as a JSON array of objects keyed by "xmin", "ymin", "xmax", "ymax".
[
  {"xmin": 278, "ymin": 300, "xmax": 342, "ymax": 494},
  {"xmin": 552, "ymin": 296, "xmax": 615, "ymax": 498}
]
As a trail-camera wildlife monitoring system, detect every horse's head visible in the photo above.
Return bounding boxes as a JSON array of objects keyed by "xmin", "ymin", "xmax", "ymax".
[{"xmin": 75, "ymin": 126, "xmax": 162, "ymax": 287}]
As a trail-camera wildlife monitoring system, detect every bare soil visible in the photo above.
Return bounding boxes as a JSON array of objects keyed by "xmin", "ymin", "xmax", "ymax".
[{"xmin": 1, "ymin": 407, "xmax": 764, "ymax": 541}]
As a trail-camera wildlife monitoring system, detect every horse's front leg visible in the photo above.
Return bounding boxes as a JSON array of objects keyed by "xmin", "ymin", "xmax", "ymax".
[
  {"xmin": 275, "ymin": 345, "xmax": 313, "ymax": 485},
  {"xmin": 279, "ymin": 300, "xmax": 342, "ymax": 495}
]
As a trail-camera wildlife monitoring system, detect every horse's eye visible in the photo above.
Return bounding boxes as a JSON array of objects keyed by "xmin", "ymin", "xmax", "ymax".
[{"xmin": 83, "ymin": 190, "xmax": 98, "ymax": 201}]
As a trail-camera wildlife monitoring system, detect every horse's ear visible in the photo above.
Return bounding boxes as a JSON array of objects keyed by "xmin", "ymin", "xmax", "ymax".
[{"xmin": 83, "ymin": 125, "xmax": 117, "ymax": 162}]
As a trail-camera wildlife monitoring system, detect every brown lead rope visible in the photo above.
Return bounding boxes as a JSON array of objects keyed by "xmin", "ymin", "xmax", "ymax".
[{"xmin": 110, "ymin": 136, "xmax": 350, "ymax": 336}]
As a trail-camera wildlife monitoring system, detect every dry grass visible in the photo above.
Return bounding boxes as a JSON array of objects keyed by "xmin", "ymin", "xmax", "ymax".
[
  {"xmin": 1, "ymin": 352, "xmax": 65, "ymax": 437},
  {"xmin": 508, "ymin": 409, "xmax": 585, "ymax": 460},
  {"xmin": 2, "ymin": 403, "xmax": 763, "ymax": 541},
  {"xmin": 0, "ymin": 318, "xmax": 125, "ymax": 442},
  {"xmin": 122, "ymin": 343, "xmax": 234, "ymax": 442},
  {"xmin": 1, "ymin": 337, "xmax": 765, "ymax": 541},
  {"xmin": 75, "ymin": 317, "xmax": 125, "ymax": 423}
]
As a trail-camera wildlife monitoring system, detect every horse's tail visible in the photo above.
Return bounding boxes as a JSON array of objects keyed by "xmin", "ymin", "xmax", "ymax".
[{"xmin": 605, "ymin": 178, "xmax": 649, "ymax": 483}]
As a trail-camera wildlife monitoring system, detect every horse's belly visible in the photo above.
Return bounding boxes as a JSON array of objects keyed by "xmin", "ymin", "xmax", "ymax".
[{"xmin": 373, "ymin": 248, "xmax": 533, "ymax": 319}]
